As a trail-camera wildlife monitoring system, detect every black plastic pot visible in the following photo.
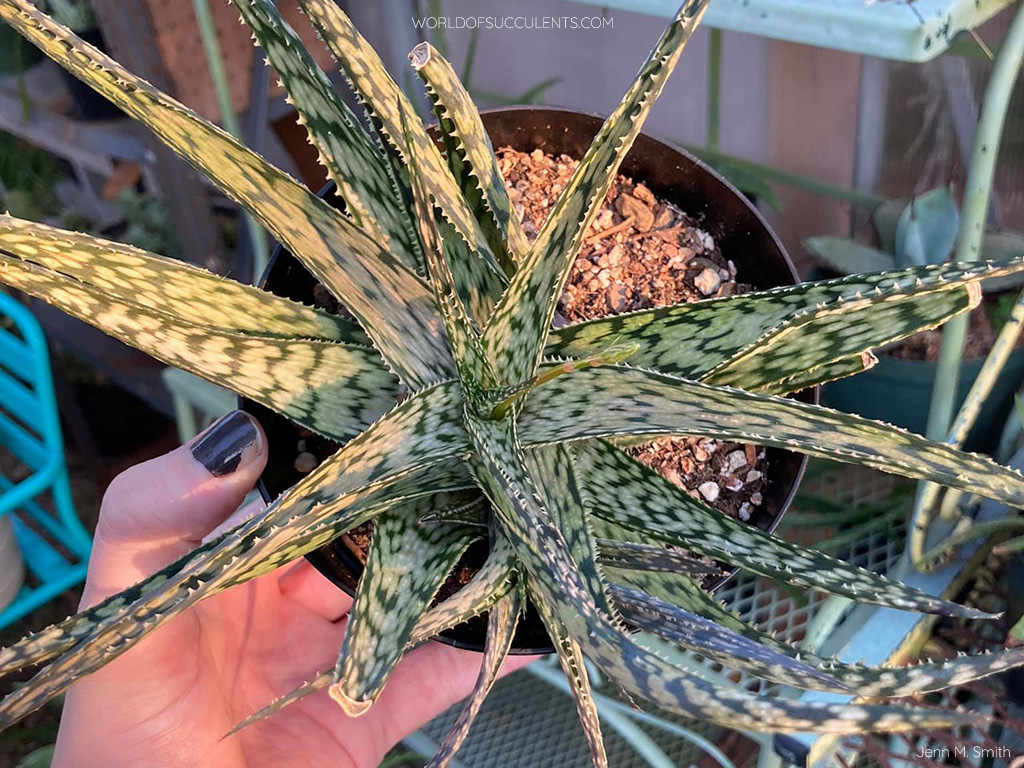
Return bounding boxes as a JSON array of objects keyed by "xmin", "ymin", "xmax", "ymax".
[{"xmin": 245, "ymin": 107, "xmax": 811, "ymax": 654}]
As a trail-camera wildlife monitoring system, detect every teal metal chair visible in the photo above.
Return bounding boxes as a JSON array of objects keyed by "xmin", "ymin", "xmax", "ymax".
[{"xmin": 0, "ymin": 292, "xmax": 91, "ymax": 628}]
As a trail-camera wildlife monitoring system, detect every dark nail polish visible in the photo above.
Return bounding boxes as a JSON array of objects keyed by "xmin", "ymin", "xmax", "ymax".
[{"xmin": 190, "ymin": 411, "xmax": 262, "ymax": 477}]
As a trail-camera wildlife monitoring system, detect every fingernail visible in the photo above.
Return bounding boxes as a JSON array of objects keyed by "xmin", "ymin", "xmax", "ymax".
[{"xmin": 190, "ymin": 411, "xmax": 264, "ymax": 477}]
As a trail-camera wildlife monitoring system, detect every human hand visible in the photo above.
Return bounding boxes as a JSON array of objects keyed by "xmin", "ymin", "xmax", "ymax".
[{"xmin": 52, "ymin": 410, "xmax": 529, "ymax": 768}]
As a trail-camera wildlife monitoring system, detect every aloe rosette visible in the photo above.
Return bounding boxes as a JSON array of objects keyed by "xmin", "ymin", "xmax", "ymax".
[{"xmin": 3, "ymin": 1, "xmax": 1024, "ymax": 765}]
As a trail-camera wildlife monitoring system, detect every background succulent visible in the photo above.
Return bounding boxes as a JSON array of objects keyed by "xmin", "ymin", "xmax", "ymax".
[{"xmin": 3, "ymin": 1, "xmax": 1024, "ymax": 766}]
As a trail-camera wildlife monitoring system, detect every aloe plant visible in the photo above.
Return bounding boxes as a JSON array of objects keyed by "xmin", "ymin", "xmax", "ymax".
[{"xmin": 5, "ymin": 1, "xmax": 1024, "ymax": 764}]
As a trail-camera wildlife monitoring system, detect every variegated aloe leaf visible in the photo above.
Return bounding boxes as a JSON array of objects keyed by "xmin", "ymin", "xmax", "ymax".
[
  {"xmin": 226, "ymin": 536, "xmax": 520, "ymax": 738},
  {"xmin": 228, "ymin": 0, "xmax": 420, "ymax": 268},
  {"xmin": 330, "ymin": 498, "xmax": 478, "ymax": 715},
  {"xmin": 426, "ymin": 590, "xmax": 522, "ymax": 768},
  {"xmin": 763, "ymin": 351, "xmax": 877, "ymax": 397},
  {"xmin": 483, "ymin": 0, "xmax": 710, "ymax": 386},
  {"xmin": 406, "ymin": 534, "xmax": 519, "ymax": 643},
  {"xmin": 525, "ymin": 446, "xmax": 615, "ymax": 616},
  {"xmin": 594, "ymin": 539, "xmax": 724, "ymax": 579},
  {"xmin": 0, "ymin": 256, "xmax": 396, "ymax": 442},
  {"xmin": 419, "ymin": 496, "xmax": 490, "ymax": 527},
  {"xmin": 543, "ymin": 259, "xmax": 1024, "ymax": 387},
  {"xmin": 0, "ymin": 383, "xmax": 472, "ymax": 727},
  {"xmin": 0, "ymin": 0, "xmax": 451, "ymax": 389},
  {"xmin": 0, "ymin": 215, "xmax": 364, "ymax": 342},
  {"xmin": 400, "ymin": 102, "xmax": 495, "ymax": 391},
  {"xmin": 528, "ymin": 579, "xmax": 608, "ymax": 768},
  {"xmin": 411, "ymin": 41, "xmax": 529, "ymax": 266},
  {"xmin": 608, "ymin": 567, "xmax": 1024, "ymax": 698},
  {"xmin": 703, "ymin": 280, "xmax": 980, "ymax": 392},
  {"xmin": 574, "ymin": 440, "xmax": 989, "ymax": 618},
  {"xmin": 608, "ymin": 584, "xmax": 846, "ymax": 692},
  {"xmin": 519, "ymin": 365, "xmax": 1024, "ymax": 509},
  {"xmin": 465, "ymin": 415, "xmax": 981, "ymax": 733},
  {"xmin": 295, "ymin": 0, "xmax": 506, "ymax": 284}
]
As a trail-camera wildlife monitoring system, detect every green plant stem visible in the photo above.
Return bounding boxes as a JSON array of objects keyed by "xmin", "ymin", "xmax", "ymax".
[
  {"xmin": 707, "ymin": 28, "xmax": 721, "ymax": 153},
  {"xmin": 909, "ymin": 1, "xmax": 1024, "ymax": 571},
  {"xmin": 191, "ymin": 0, "xmax": 268, "ymax": 280}
]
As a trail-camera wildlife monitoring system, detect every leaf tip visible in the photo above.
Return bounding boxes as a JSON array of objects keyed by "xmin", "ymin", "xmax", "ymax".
[{"xmin": 329, "ymin": 683, "xmax": 373, "ymax": 717}]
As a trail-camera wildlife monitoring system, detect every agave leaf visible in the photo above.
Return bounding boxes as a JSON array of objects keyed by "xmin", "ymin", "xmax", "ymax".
[
  {"xmin": 228, "ymin": 0, "xmax": 421, "ymax": 268},
  {"xmin": 594, "ymin": 539, "xmax": 724, "ymax": 578},
  {"xmin": 0, "ymin": 0, "xmax": 452, "ymax": 388},
  {"xmin": 295, "ymin": 0, "xmax": 505, "ymax": 283},
  {"xmin": 0, "ymin": 256, "xmax": 397, "ymax": 442},
  {"xmin": 483, "ymin": 0, "xmax": 710, "ymax": 386},
  {"xmin": 803, "ymin": 237, "xmax": 896, "ymax": 275},
  {"xmin": 227, "ymin": 536, "xmax": 520, "ymax": 737},
  {"xmin": 411, "ymin": 42, "xmax": 529, "ymax": 266},
  {"xmin": 0, "ymin": 215, "xmax": 364, "ymax": 342},
  {"xmin": 573, "ymin": 440, "xmax": 990, "ymax": 619},
  {"xmin": 400, "ymin": 101, "xmax": 494, "ymax": 390},
  {"xmin": 543, "ymin": 259, "xmax": 1024, "ymax": 383},
  {"xmin": 608, "ymin": 584, "xmax": 847, "ymax": 692},
  {"xmin": 426, "ymin": 590, "xmax": 522, "ymax": 768},
  {"xmin": 466, "ymin": 414, "xmax": 981, "ymax": 733},
  {"xmin": 524, "ymin": 446, "xmax": 615, "ymax": 616},
  {"xmin": 528, "ymin": 579, "xmax": 608, "ymax": 768},
  {"xmin": 894, "ymin": 186, "xmax": 958, "ymax": 268},
  {"xmin": 519, "ymin": 365, "xmax": 1024, "ymax": 510},
  {"xmin": 330, "ymin": 500, "xmax": 478, "ymax": 714},
  {"xmin": 608, "ymin": 568, "xmax": 1024, "ymax": 698},
  {"xmin": 0, "ymin": 383, "xmax": 472, "ymax": 726},
  {"xmin": 703, "ymin": 280, "xmax": 978, "ymax": 392}
]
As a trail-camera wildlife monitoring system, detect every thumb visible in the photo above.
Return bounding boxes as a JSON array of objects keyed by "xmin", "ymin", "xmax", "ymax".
[{"xmin": 83, "ymin": 410, "xmax": 267, "ymax": 605}]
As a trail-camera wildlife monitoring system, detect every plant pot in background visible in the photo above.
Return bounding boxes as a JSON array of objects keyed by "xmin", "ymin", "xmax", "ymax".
[
  {"xmin": 823, "ymin": 351, "xmax": 1024, "ymax": 454},
  {"xmin": 244, "ymin": 107, "xmax": 811, "ymax": 653},
  {"xmin": 0, "ymin": 516, "xmax": 24, "ymax": 614}
]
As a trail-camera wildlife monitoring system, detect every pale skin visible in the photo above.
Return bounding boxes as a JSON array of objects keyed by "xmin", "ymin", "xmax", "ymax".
[{"xmin": 52, "ymin": 413, "xmax": 530, "ymax": 768}]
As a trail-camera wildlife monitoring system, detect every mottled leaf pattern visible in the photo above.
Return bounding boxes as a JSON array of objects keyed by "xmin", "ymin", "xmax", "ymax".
[
  {"xmin": 0, "ymin": 384, "xmax": 471, "ymax": 726},
  {"xmin": 465, "ymin": 415, "xmax": 981, "ymax": 733},
  {"xmin": 525, "ymin": 446, "xmax": 615, "ymax": 616},
  {"xmin": 331, "ymin": 499, "xmax": 477, "ymax": 713},
  {"xmin": 520, "ymin": 366, "xmax": 1024, "ymax": 510},
  {"xmin": 703, "ymin": 282, "xmax": 979, "ymax": 391},
  {"xmin": 544, "ymin": 259, "xmax": 1024, "ymax": 382},
  {"xmin": 295, "ymin": 0, "xmax": 505, "ymax": 281},
  {"xmin": 0, "ymin": 215, "xmax": 364, "ymax": 342},
  {"xmin": 229, "ymin": 0, "xmax": 421, "ymax": 267},
  {"xmin": 595, "ymin": 539, "xmax": 724, "ymax": 578},
  {"xmin": 575, "ymin": 441, "xmax": 989, "ymax": 617},
  {"xmin": 483, "ymin": 0, "xmax": 710, "ymax": 386},
  {"xmin": 608, "ymin": 568, "xmax": 1024, "ymax": 698},
  {"xmin": 411, "ymin": 42, "xmax": 529, "ymax": 266},
  {"xmin": 609, "ymin": 584, "xmax": 846, "ymax": 692},
  {"xmin": 0, "ymin": 256, "xmax": 396, "ymax": 442},
  {"xmin": 528, "ymin": 579, "xmax": 608, "ymax": 768},
  {"xmin": 426, "ymin": 590, "xmax": 522, "ymax": 768},
  {"xmin": 227, "ymin": 536, "xmax": 519, "ymax": 737},
  {"xmin": 0, "ymin": 0, "xmax": 452, "ymax": 389},
  {"xmin": 760, "ymin": 351, "xmax": 877, "ymax": 398},
  {"xmin": 400, "ymin": 102, "xmax": 494, "ymax": 391}
]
